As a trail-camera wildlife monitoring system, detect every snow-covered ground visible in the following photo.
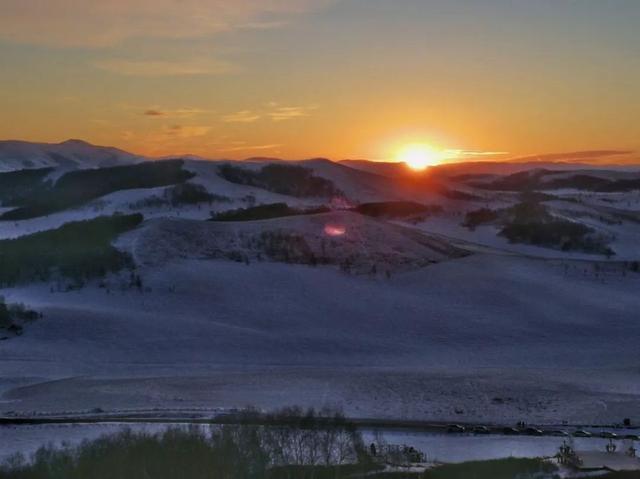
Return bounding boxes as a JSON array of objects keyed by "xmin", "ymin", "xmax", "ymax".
[
  {"xmin": 0, "ymin": 139, "xmax": 141, "ymax": 171},
  {"xmin": 1, "ymin": 148, "xmax": 640, "ymax": 432},
  {"xmin": 118, "ymin": 211, "xmax": 466, "ymax": 273},
  {"xmin": 2, "ymin": 255, "xmax": 640, "ymax": 425}
]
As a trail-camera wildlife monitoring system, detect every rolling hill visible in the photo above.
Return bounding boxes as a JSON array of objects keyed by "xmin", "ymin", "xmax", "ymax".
[
  {"xmin": 0, "ymin": 139, "xmax": 142, "ymax": 172},
  {"xmin": 1, "ymin": 140, "xmax": 640, "ymax": 427},
  {"xmin": 119, "ymin": 210, "xmax": 468, "ymax": 273}
]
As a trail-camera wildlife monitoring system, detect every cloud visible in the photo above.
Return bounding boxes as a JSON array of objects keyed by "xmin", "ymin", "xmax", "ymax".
[
  {"xmin": 223, "ymin": 110, "xmax": 262, "ymax": 123},
  {"xmin": 267, "ymin": 105, "xmax": 316, "ymax": 122},
  {"xmin": 457, "ymin": 150, "xmax": 510, "ymax": 157},
  {"xmin": 142, "ymin": 107, "xmax": 209, "ymax": 118},
  {"xmin": 165, "ymin": 125, "xmax": 212, "ymax": 138},
  {"xmin": 94, "ymin": 58, "xmax": 234, "ymax": 77},
  {"xmin": 440, "ymin": 150, "xmax": 509, "ymax": 161},
  {"xmin": 0, "ymin": 1, "xmax": 334, "ymax": 48},
  {"xmin": 223, "ymin": 104, "xmax": 317, "ymax": 123},
  {"xmin": 508, "ymin": 150, "xmax": 634, "ymax": 163},
  {"xmin": 221, "ymin": 143, "xmax": 281, "ymax": 152}
]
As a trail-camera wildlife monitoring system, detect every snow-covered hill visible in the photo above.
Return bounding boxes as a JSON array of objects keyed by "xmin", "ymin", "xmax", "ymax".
[
  {"xmin": 2, "ymin": 141, "xmax": 640, "ymax": 425},
  {"xmin": 0, "ymin": 139, "xmax": 142, "ymax": 172},
  {"xmin": 186, "ymin": 158, "xmax": 464, "ymax": 205},
  {"xmin": 118, "ymin": 211, "xmax": 468, "ymax": 273}
]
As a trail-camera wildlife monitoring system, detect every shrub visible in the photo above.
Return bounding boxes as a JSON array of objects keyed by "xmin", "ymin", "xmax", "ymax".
[
  {"xmin": 0, "ymin": 297, "xmax": 41, "ymax": 338},
  {"xmin": 258, "ymin": 231, "xmax": 316, "ymax": 263},
  {"xmin": 463, "ymin": 208, "xmax": 499, "ymax": 229},
  {"xmin": 167, "ymin": 183, "xmax": 217, "ymax": 206}
]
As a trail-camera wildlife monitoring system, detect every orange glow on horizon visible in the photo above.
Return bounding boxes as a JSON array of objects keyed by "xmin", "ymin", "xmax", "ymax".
[
  {"xmin": 1, "ymin": 3, "xmax": 638, "ymax": 164},
  {"xmin": 396, "ymin": 144, "xmax": 455, "ymax": 171}
]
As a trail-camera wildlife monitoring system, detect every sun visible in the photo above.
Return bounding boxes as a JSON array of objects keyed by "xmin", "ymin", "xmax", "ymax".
[{"xmin": 397, "ymin": 144, "xmax": 445, "ymax": 171}]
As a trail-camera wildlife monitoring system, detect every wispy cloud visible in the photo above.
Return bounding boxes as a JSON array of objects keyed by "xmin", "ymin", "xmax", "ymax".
[
  {"xmin": 223, "ymin": 104, "xmax": 317, "ymax": 124},
  {"xmin": 443, "ymin": 150, "xmax": 510, "ymax": 160},
  {"xmin": 94, "ymin": 58, "xmax": 234, "ymax": 77},
  {"xmin": 143, "ymin": 108, "xmax": 209, "ymax": 118},
  {"xmin": 223, "ymin": 110, "xmax": 262, "ymax": 123},
  {"xmin": 165, "ymin": 125, "xmax": 212, "ymax": 139},
  {"xmin": 457, "ymin": 150, "xmax": 510, "ymax": 157},
  {"xmin": 221, "ymin": 143, "xmax": 281, "ymax": 152},
  {"xmin": 0, "ymin": 1, "xmax": 335, "ymax": 48},
  {"xmin": 267, "ymin": 105, "xmax": 316, "ymax": 122},
  {"xmin": 508, "ymin": 150, "xmax": 634, "ymax": 163}
]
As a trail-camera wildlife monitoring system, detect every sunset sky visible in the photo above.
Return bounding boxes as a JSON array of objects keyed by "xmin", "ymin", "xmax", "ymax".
[{"xmin": 1, "ymin": 0, "xmax": 639, "ymax": 162}]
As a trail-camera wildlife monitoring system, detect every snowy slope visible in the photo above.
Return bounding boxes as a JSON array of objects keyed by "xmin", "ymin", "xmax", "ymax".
[
  {"xmin": 296, "ymin": 158, "xmax": 407, "ymax": 203},
  {"xmin": 118, "ymin": 211, "xmax": 468, "ymax": 273},
  {"xmin": 2, "ymin": 254, "xmax": 640, "ymax": 423},
  {"xmin": 187, "ymin": 157, "xmax": 435, "ymax": 204},
  {"xmin": 183, "ymin": 159, "xmax": 324, "ymax": 207},
  {"xmin": 0, "ymin": 139, "xmax": 143, "ymax": 172}
]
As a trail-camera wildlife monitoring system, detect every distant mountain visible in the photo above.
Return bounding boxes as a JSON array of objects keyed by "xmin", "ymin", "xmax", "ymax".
[
  {"xmin": 0, "ymin": 139, "xmax": 143, "ymax": 172},
  {"xmin": 432, "ymin": 161, "xmax": 640, "ymax": 177},
  {"xmin": 506, "ymin": 150, "xmax": 634, "ymax": 164},
  {"xmin": 466, "ymin": 167, "xmax": 640, "ymax": 192},
  {"xmin": 342, "ymin": 158, "xmax": 640, "ymax": 179},
  {"xmin": 340, "ymin": 159, "xmax": 408, "ymax": 178}
]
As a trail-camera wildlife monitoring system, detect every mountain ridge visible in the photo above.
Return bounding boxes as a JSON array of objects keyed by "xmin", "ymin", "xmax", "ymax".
[{"xmin": 0, "ymin": 139, "xmax": 143, "ymax": 172}]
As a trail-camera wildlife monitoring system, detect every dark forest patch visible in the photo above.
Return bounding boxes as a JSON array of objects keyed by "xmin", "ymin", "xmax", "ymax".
[
  {"xmin": 0, "ymin": 160, "xmax": 192, "ymax": 220},
  {"xmin": 218, "ymin": 164, "xmax": 342, "ymax": 198},
  {"xmin": 353, "ymin": 201, "xmax": 442, "ymax": 219},
  {"xmin": 0, "ymin": 168, "xmax": 53, "ymax": 206},
  {"xmin": 463, "ymin": 199, "xmax": 614, "ymax": 255},
  {"xmin": 211, "ymin": 203, "xmax": 329, "ymax": 222},
  {"xmin": 0, "ymin": 214, "xmax": 143, "ymax": 286},
  {"xmin": 473, "ymin": 169, "xmax": 640, "ymax": 192}
]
